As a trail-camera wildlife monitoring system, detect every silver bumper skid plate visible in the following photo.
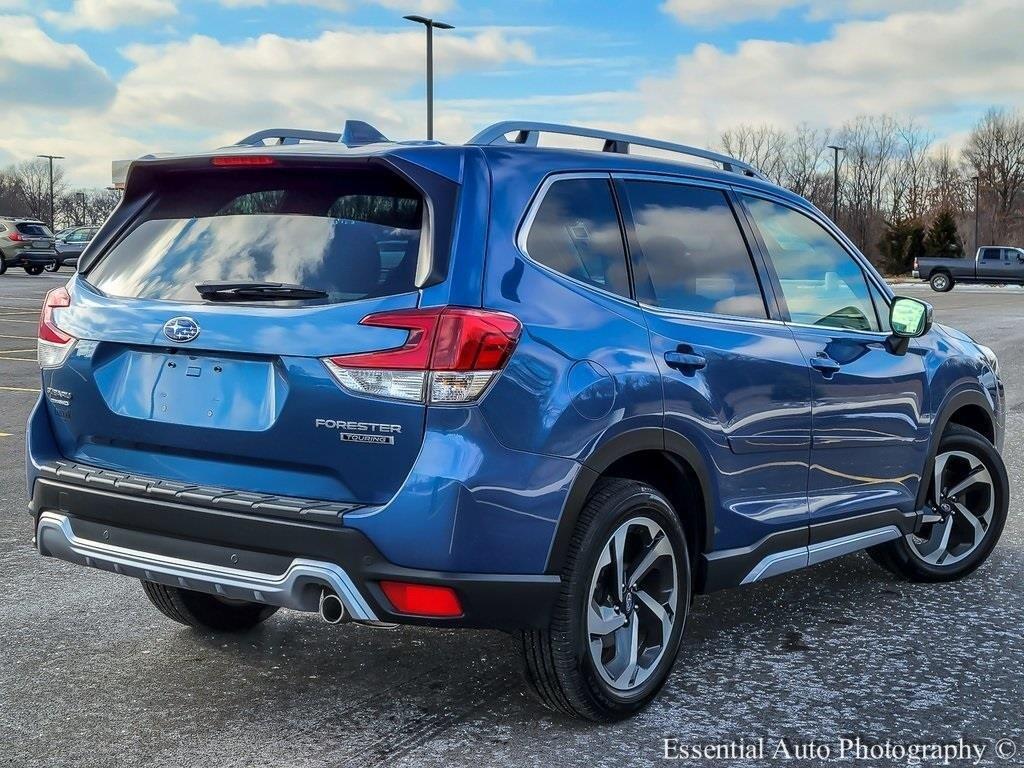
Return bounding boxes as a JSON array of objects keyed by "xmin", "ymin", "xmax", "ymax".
[{"xmin": 35, "ymin": 511, "xmax": 378, "ymax": 620}]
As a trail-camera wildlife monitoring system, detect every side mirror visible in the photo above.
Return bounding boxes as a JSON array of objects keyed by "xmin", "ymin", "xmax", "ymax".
[{"xmin": 887, "ymin": 296, "xmax": 932, "ymax": 355}]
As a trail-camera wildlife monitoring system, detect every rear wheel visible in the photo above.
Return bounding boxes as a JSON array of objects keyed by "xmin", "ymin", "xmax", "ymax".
[
  {"xmin": 0, "ymin": 254, "xmax": 6, "ymax": 275},
  {"xmin": 520, "ymin": 478, "xmax": 690, "ymax": 721},
  {"xmin": 929, "ymin": 271, "xmax": 953, "ymax": 292},
  {"xmin": 141, "ymin": 581, "xmax": 279, "ymax": 631},
  {"xmin": 23, "ymin": 264, "xmax": 44, "ymax": 275},
  {"xmin": 869, "ymin": 425, "xmax": 1008, "ymax": 582},
  {"xmin": 44, "ymin": 261, "xmax": 60, "ymax": 272}
]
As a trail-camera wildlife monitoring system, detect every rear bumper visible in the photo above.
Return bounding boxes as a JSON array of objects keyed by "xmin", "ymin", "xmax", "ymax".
[
  {"xmin": 912, "ymin": 270, "xmax": 920, "ymax": 279},
  {"xmin": 30, "ymin": 475, "xmax": 561, "ymax": 630},
  {"xmin": 20, "ymin": 250, "xmax": 58, "ymax": 265}
]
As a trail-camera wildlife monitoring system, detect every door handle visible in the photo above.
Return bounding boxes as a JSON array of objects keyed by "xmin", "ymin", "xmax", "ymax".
[
  {"xmin": 809, "ymin": 354, "xmax": 841, "ymax": 377},
  {"xmin": 664, "ymin": 348, "xmax": 707, "ymax": 373}
]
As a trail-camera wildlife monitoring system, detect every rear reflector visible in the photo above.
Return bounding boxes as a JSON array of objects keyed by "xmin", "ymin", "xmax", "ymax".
[
  {"xmin": 37, "ymin": 286, "xmax": 75, "ymax": 368},
  {"xmin": 379, "ymin": 581, "xmax": 463, "ymax": 618},
  {"xmin": 323, "ymin": 307, "xmax": 521, "ymax": 404},
  {"xmin": 210, "ymin": 155, "xmax": 276, "ymax": 167}
]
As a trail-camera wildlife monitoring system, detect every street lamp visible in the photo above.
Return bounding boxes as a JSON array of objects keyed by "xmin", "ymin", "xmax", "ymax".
[
  {"xmin": 403, "ymin": 14, "xmax": 454, "ymax": 141},
  {"xmin": 36, "ymin": 154, "xmax": 64, "ymax": 231},
  {"xmin": 827, "ymin": 144, "xmax": 844, "ymax": 222},
  {"xmin": 972, "ymin": 175, "xmax": 981, "ymax": 252}
]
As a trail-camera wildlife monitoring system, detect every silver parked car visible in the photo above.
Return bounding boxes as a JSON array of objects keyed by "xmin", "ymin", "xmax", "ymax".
[{"xmin": 0, "ymin": 217, "xmax": 57, "ymax": 275}]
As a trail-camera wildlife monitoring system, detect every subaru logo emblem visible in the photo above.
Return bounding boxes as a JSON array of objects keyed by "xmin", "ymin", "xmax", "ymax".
[{"xmin": 163, "ymin": 317, "xmax": 200, "ymax": 343}]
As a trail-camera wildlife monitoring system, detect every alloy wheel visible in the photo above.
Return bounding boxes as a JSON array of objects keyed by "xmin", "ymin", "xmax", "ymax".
[
  {"xmin": 586, "ymin": 516, "xmax": 678, "ymax": 692},
  {"xmin": 907, "ymin": 450, "xmax": 995, "ymax": 567}
]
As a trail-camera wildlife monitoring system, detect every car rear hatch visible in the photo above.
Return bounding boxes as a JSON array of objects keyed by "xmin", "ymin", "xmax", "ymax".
[
  {"xmin": 14, "ymin": 221, "xmax": 54, "ymax": 251},
  {"xmin": 41, "ymin": 153, "xmax": 462, "ymax": 508}
]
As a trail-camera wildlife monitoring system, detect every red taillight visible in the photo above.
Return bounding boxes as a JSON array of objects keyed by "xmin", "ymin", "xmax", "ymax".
[
  {"xmin": 330, "ymin": 307, "xmax": 521, "ymax": 371},
  {"xmin": 913, "ymin": 257, "xmax": 919, "ymax": 269},
  {"xmin": 323, "ymin": 307, "xmax": 521, "ymax": 403},
  {"xmin": 39, "ymin": 286, "xmax": 72, "ymax": 344},
  {"xmin": 8, "ymin": 232, "xmax": 26, "ymax": 242},
  {"xmin": 210, "ymin": 155, "xmax": 276, "ymax": 167},
  {"xmin": 379, "ymin": 581, "xmax": 463, "ymax": 618}
]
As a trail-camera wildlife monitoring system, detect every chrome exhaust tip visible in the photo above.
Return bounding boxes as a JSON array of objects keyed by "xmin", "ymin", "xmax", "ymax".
[{"xmin": 318, "ymin": 588, "xmax": 346, "ymax": 624}]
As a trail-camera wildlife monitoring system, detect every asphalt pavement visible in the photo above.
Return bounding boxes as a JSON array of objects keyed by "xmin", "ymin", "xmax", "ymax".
[{"xmin": 1, "ymin": 272, "xmax": 1021, "ymax": 767}]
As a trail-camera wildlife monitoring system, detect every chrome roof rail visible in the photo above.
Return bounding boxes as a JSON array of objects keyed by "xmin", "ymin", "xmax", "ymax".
[
  {"xmin": 467, "ymin": 121, "xmax": 766, "ymax": 180},
  {"xmin": 235, "ymin": 120, "xmax": 391, "ymax": 148}
]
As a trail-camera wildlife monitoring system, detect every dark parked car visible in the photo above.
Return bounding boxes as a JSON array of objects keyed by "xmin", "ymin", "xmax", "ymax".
[
  {"xmin": 0, "ymin": 217, "xmax": 57, "ymax": 274},
  {"xmin": 50, "ymin": 226, "xmax": 98, "ymax": 271},
  {"xmin": 914, "ymin": 246, "xmax": 1024, "ymax": 291},
  {"xmin": 30, "ymin": 121, "xmax": 1008, "ymax": 721}
]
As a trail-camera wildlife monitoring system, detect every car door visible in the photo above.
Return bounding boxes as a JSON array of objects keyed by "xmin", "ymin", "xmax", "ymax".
[
  {"xmin": 975, "ymin": 247, "xmax": 1016, "ymax": 281},
  {"xmin": 739, "ymin": 193, "xmax": 929, "ymax": 537},
  {"xmin": 616, "ymin": 177, "xmax": 812, "ymax": 566}
]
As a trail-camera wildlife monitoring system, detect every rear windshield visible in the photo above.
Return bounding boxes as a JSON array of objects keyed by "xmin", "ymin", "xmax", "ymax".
[
  {"xmin": 86, "ymin": 168, "xmax": 425, "ymax": 305},
  {"xmin": 16, "ymin": 223, "xmax": 52, "ymax": 237}
]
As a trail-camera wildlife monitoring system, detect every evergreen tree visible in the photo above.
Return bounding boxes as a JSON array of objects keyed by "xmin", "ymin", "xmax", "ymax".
[
  {"xmin": 877, "ymin": 219, "xmax": 926, "ymax": 275},
  {"xmin": 924, "ymin": 209, "xmax": 964, "ymax": 258}
]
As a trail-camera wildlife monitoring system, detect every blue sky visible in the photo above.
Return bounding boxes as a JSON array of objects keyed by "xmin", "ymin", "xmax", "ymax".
[{"xmin": 1, "ymin": 0, "xmax": 1020, "ymax": 186}]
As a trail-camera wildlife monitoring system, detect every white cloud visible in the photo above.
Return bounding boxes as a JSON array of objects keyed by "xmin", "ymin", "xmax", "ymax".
[
  {"xmin": 0, "ymin": 15, "xmax": 115, "ymax": 108},
  {"xmin": 661, "ymin": 0, "xmax": 965, "ymax": 27},
  {"xmin": 0, "ymin": 25, "xmax": 533, "ymax": 185},
  {"xmin": 44, "ymin": 0, "xmax": 177, "ymax": 30},
  {"xmin": 636, "ymin": 0, "xmax": 1024, "ymax": 143},
  {"xmin": 219, "ymin": 0, "xmax": 452, "ymax": 13}
]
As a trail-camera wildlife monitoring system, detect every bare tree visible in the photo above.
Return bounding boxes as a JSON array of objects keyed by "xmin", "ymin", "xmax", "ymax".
[
  {"xmin": 962, "ymin": 108, "xmax": 1024, "ymax": 245},
  {"xmin": 11, "ymin": 159, "xmax": 68, "ymax": 224},
  {"xmin": 719, "ymin": 124, "xmax": 790, "ymax": 185}
]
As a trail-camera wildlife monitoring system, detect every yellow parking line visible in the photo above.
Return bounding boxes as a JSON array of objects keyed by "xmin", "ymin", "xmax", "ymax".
[
  {"xmin": 0, "ymin": 356, "xmax": 37, "ymax": 362},
  {"xmin": 0, "ymin": 318, "xmax": 37, "ymax": 323},
  {"xmin": 0, "ymin": 334, "xmax": 34, "ymax": 340},
  {"xmin": 0, "ymin": 348, "xmax": 36, "ymax": 353},
  {"xmin": 0, "ymin": 385, "xmax": 40, "ymax": 392},
  {"xmin": 0, "ymin": 433, "xmax": 11, "ymax": 437}
]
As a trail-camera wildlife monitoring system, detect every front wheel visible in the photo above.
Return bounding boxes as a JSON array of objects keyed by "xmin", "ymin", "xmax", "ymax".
[
  {"xmin": 520, "ymin": 478, "xmax": 690, "ymax": 721},
  {"xmin": 141, "ymin": 581, "xmax": 279, "ymax": 631},
  {"xmin": 44, "ymin": 261, "xmax": 60, "ymax": 272},
  {"xmin": 23, "ymin": 264, "xmax": 44, "ymax": 275},
  {"xmin": 869, "ymin": 425, "xmax": 1008, "ymax": 582},
  {"xmin": 929, "ymin": 272, "xmax": 953, "ymax": 292}
]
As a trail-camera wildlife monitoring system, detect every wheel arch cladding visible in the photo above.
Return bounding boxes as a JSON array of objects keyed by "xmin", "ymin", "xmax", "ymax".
[
  {"xmin": 546, "ymin": 428, "xmax": 714, "ymax": 578},
  {"xmin": 914, "ymin": 387, "xmax": 997, "ymax": 510}
]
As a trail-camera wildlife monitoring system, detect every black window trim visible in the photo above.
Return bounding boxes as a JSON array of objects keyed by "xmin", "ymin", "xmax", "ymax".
[
  {"xmin": 611, "ymin": 171, "xmax": 780, "ymax": 326},
  {"xmin": 515, "ymin": 171, "xmax": 639, "ymax": 305},
  {"xmin": 734, "ymin": 187, "xmax": 894, "ymax": 339}
]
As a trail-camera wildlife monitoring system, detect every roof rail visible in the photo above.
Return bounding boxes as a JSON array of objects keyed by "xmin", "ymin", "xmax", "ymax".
[
  {"xmin": 467, "ymin": 121, "xmax": 766, "ymax": 180},
  {"xmin": 235, "ymin": 120, "xmax": 391, "ymax": 148}
]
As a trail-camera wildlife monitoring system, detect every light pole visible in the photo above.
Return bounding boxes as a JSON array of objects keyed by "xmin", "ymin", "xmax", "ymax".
[
  {"xmin": 36, "ymin": 154, "xmax": 64, "ymax": 231},
  {"xmin": 827, "ymin": 144, "xmax": 844, "ymax": 222},
  {"xmin": 403, "ymin": 14, "xmax": 454, "ymax": 141},
  {"xmin": 75, "ymin": 192, "xmax": 86, "ymax": 225},
  {"xmin": 972, "ymin": 175, "xmax": 981, "ymax": 252}
]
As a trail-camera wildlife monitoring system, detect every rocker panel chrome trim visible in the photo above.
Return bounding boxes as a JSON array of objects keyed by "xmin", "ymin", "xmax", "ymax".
[{"xmin": 740, "ymin": 525, "xmax": 903, "ymax": 585}]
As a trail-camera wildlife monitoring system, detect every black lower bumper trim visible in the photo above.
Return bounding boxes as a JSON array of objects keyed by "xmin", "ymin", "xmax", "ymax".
[{"xmin": 31, "ymin": 477, "xmax": 560, "ymax": 630}]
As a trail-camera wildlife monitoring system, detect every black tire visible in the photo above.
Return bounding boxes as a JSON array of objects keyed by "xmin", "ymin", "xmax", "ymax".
[
  {"xmin": 44, "ymin": 261, "xmax": 60, "ymax": 272},
  {"xmin": 0, "ymin": 255, "xmax": 6, "ymax": 275},
  {"xmin": 23, "ymin": 264, "xmax": 44, "ymax": 275},
  {"xmin": 869, "ymin": 424, "xmax": 1008, "ymax": 582},
  {"xmin": 519, "ymin": 478, "xmax": 690, "ymax": 721},
  {"xmin": 141, "ymin": 581, "xmax": 279, "ymax": 632},
  {"xmin": 929, "ymin": 271, "xmax": 954, "ymax": 292}
]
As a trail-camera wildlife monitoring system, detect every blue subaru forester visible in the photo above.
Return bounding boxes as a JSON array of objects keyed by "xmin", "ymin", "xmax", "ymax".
[{"xmin": 29, "ymin": 121, "xmax": 1008, "ymax": 720}]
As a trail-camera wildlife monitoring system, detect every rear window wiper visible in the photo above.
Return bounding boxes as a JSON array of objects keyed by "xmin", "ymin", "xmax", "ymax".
[{"xmin": 195, "ymin": 281, "xmax": 329, "ymax": 301}]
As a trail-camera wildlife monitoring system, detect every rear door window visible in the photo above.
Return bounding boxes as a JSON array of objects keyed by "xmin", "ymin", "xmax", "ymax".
[
  {"xmin": 86, "ymin": 169, "xmax": 426, "ymax": 305},
  {"xmin": 524, "ymin": 177, "xmax": 631, "ymax": 298},
  {"xmin": 621, "ymin": 181, "xmax": 767, "ymax": 318}
]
